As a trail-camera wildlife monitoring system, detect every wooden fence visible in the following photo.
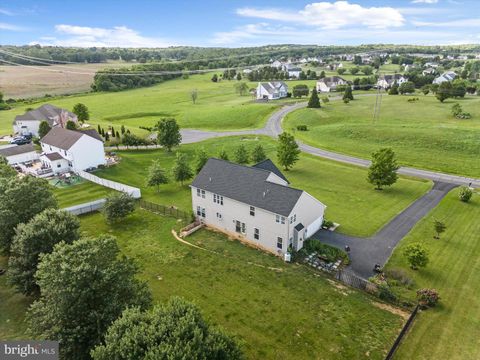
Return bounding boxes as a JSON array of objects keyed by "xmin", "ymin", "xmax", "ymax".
[{"xmin": 384, "ymin": 305, "xmax": 420, "ymax": 360}]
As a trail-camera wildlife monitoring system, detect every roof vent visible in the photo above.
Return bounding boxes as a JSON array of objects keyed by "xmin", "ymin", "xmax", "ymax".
[{"xmin": 209, "ymin": 177, "xmax": 212, "ymax": 182}]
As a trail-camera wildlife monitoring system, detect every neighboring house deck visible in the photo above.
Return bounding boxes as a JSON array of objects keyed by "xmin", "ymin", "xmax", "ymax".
[
  {"xmin": 316, "ymin": 76, "xmax": 347, "ymax": 92},
  {"xmin": 13, "ymin": 104, "xmax": 78, "ymax": 137},
  {"xmin": 256, "ymin": 82, "xmax": 288, "ymax": 100},
  {"xmin": 191, "ymin": 158, "xmax": 326, "ymax": 257}
]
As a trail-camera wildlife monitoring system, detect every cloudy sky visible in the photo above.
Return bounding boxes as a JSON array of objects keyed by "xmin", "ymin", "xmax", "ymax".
[{"xmin": 1, "ymin": 0, "xmax": 479, "ymax": 47}]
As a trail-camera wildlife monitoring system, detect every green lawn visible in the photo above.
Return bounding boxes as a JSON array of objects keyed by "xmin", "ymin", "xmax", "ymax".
[
  {"xmin": 385, "ymin": 189, "xmax": 480, "ymax": 360},
  {"xmin": 0, "ymin": 74, "xmax": 318, "ymax": 136},
  {"xmin": 53, "ymin": 180, "xmax": 113, "ymax": 208},
  {"xmin": 91, "ymin": 136, "xmax": 431, "ymax": 237},
  {"xmin": 78, "ymin": 209, "xmax": 404, "ymax": 359},
  {"xmin": 284, "ymin": 95, "xmax": 480, "ymax": 177}
]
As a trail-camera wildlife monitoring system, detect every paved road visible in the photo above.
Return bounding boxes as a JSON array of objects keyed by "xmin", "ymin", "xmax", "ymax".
[
  {"xmin": 312, "ymin": 181, "xmax": 457, "ymax": 279},
  {"xmin": 180, "ymin": 99, "xmax": 480, "ymax": 188}
]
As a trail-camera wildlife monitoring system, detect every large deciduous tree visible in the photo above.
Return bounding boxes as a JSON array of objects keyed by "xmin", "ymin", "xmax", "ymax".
[
  {"xmin": 0, "ymin": 176, "xmax": 57, "ymax": 254},
  {"xmin": 156, "ymin": 118, "xmax": 181, "ymax": 152},
  {"xmin": 72, "ymin": 103, "xmax": 90, "ymax": 123},
  {"xmin": 91, "ymin": 297, "xmax": 243, "ymax": 360},
  {"xmin": 146, "ymin": 160, "xmax": 169, "ymax": 192},
  {"xmin": 103, "ymin": 192, "xmax": 136, "ymax": 223},
  {"xmin": 367, "ymin": 148, "xmax": 399, "ymax": 190},
  {"xmin": 172, "ymin": 152, "xmax": 193, "ymax": 185},
  {"xmin": 8, "ymin": 209, "xmax": 80, "ymax": 296},
  {"xmin": 26, "ymin": 236, "xmax": 152, "ymax": 360},
  {"xmin": 277, "ymin": 132, "xmax": 300, "ymax": 171}
]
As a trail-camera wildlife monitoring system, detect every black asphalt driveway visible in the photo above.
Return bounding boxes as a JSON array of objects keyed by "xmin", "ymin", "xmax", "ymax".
[{"xmin": 312, "ymin": 181, "xmax": 457, "ymax": 279}]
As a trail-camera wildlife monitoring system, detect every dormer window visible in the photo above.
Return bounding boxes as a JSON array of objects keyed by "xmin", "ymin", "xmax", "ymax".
[{"xmin": 250, "ymin": 206, "xmax": 255, "ymax": 216}]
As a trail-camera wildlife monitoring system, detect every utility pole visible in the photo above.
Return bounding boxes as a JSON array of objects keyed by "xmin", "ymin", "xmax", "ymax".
[{"xmin": 372, "ymin": 72, "xmax": 383, "ymax": 124}]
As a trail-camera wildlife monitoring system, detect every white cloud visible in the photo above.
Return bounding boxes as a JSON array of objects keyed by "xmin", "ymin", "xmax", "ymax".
[
  {"xmin": 411, "ymin": 0, "xmax": 439, "ymax": 3},
  {"xmin": 237, "ymin": 1, "xmax": 405, "ymax": 29},
  {"xmin": 0, "ymin": 8, "xmax": 14, "ymax": 16},
  {"xmin": 0, "ymin": 22, "xmax": 26, "ymax": 31},
  {"xmin": 31, "ymin": 24, "xmax": 173, "ymax": 48}
]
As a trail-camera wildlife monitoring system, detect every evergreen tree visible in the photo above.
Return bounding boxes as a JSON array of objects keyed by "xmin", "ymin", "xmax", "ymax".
[
  {"xmin": 195, "ymin": 148, "xmax": 209, "ymax": 173},
  {"xmin": 219, "ymin": 149, "xmax": 229, "ymax": 161},
  {"xmin": 277, "ymin": 132, "xmax": 300, "ymax": 171},
  {"xmin": 121, "ymin": 125, "xmax": 126, "ymax": 134},
  {"xmin": 388, "ymin": 82, "xmax": 399, "ymax": 95},
  {"xmin": 172, "ymin": 152, "xmax": 193, "ymax": 185},
  {"xmin": 111, "ymin": 126, "xmax": 115, "ymax": 137},
  {"xmin": 307, "ymin": 88, "xmax": 321, "ymax": 108},
  {"xmin": 367, "ymin": 148, "xmax": 399, "ymax": 190},
  {"xmin": 65, "ymin": 120, "xmax": 76, "ymax": 130},
  {"xmin": 343, "ymin": 85, "xmax": 354, "ymax": 101},
  {"xmin": 234, "ymin": 144, "xmax": 249, "ymax": 164},
  {"xmin": 98, "ymin": 124, "xmax": 102, "ymax": 134}
]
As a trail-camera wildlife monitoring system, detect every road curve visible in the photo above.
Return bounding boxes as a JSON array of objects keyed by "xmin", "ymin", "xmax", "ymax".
[{"xmin": 180, "ymin": 100, "xmax": 480, "ymax": 188}]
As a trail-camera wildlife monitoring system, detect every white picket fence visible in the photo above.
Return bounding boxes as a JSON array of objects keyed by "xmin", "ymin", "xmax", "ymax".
[{"xmin": 78, "ymin": 170, "xmax": 141, "ymax": 198}]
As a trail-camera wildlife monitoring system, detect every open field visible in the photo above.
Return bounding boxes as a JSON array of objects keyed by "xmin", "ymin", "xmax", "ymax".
[
  {"xmin": 385, "ymin": 188, "xmax": 480, "ymax": 360},
  {"xmin": 284, "ymin": 94, "xmax": 480, "ymax": 177},
  {"xmin": 0, "ymin": 62, "xmax": 137, "ymax": 99},
  {"xmin": 88, "ymin": 136, "xmax": 431, "ymax": 237},
  {"xmin": 0, "ymin": 73, "xmax": 320, "ymax": 136}
]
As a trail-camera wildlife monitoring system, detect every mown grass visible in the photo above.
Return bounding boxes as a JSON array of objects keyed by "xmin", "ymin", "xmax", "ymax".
[
  {"xmin": 284, "ymin": 94, "xmax": 480, "ymax": 177},
  {"xmin": 91, "ymin": 136, "xmax": 430, "ymax": 237},
  {"xmin": 78, "ymin": 209, "xmax": 405, "ymax": 359},
  {"xmin": 53, "ymin": 181, "xmax": 113, "ymax": 208},
  {"xmin": 0, "ymin": 73, "xmax": 317, "ymax": 136},
  {"xmin": 385, "ymin": 188, "xmax": 480, "ymax": 360}
]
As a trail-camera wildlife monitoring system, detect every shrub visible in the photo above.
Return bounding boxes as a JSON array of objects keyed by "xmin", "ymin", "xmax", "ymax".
[
  {"xmin": 403, "ymin": 243, "xmax": 429, "ymax": 270},
  {"xmin": 459, "ymin": 186, "xmax": 473, "ymax": 202},
  {"xmin": 416, "ymin": 288, "xmax": 440, "ymax": 308},
  {"xmin": 303, "ymin": 239, "xmax": 349, "ymax": 264},
  {"xmin": 384, "ymin": 268, "xmax": 414, "ymax": 288},
  {"xmin": 378, "ymin": 284, "xmax": 398, "ymax": 303},
  {"xmin": 322, "ymin": 219, "xmax": 334, "ymax": 229},
  {"xmin": 322, "ymin": 96, "xmax": 330, "ymax": 103},
  {"xmin": 296, "ymin": 125, "xmax": 308, "ymax": 131},
  {"xmin": 103, "ymin": 192, "xmax": 136, "ymax": 223}
]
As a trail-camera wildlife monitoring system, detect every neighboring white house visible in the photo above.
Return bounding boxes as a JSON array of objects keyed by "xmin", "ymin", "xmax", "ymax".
[
  {"xmin": 316, "ymin": 76, "xmax": 347, "ymax": 92},
  {"xmin": 191, "ymin": 158, "xmax": 326, "ymax": 256},
  {"xmin": 376, "ymin": 74, "xmax": 407, "ymax": 89},
  {"xmin": 39, "ymin": 127, "xmax": 105, "ymax": 174},
  {"xmin": 271, "ymin": 60, "xmax": 283, "ymax": 69},
  {"xmin": 433, "ymin": 71, "xmax": 457, "ymax": 84},
  {"xmin": 422, "ymin": 68, "xmax": 437, "ymax": 76},
  {"xmin": 0, "ymin": 144, "xmax": 39, "ymax": 165},
  {"xmin": 256, "ymin": 82, "xmax": 288, "ymax": 100},
  {"xmin": 13, "ymin": 104, "xmax": 78, "ymax": 137},
  {"xmin": 287, "ymin": 67, "xmax": 302, "ymax": 78},
  {"xmin": 424, "ymin": 62, "xmax": 439, "ymax": 68}
]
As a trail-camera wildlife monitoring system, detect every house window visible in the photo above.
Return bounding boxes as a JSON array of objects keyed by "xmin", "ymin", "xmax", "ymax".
[
  {"xmin": 57, "ymin": 163, "xmax": 61, "ymax": 168},
  {"xmin": 276, "ymin": 215, "xmax": 285, "ymax": 224},
  {"xmin": 235, "ymin": 220, "xmax": 246, "ymax": 234},
  {"xmin": 201, "ymin": 190, "xmax": 205, "ymax": 199},
  {"xmin": 197, "ymin": 189, "xmax": 201, "ymax": 197},
  {"xmin": 196, "ymin": 206, "xmax": 205, "ymax": 218},
  {"xmin": 216, "ymin": 212, "xmax": 222, "ymax": 219},
  {"xmin": 250, "ymin": 206, "xmax": 255, "ymax": 216},
  {"xmin": 68, "ymin": 162, "xmax": 72, "ymax": 167},
  {"xmin": 254, "ymin": 228, "xmax": 259, "ymax": 240},
  {"xmin": 277, "ymin": 237, "xmax": 283, "ymax": 250},
  {"xmin": 196, "ymin": 189, "xmax": 205, "ymax": 198},
  {"xmin": 213, "ymin": 194, "xmax": 223, "ymax": 205}
]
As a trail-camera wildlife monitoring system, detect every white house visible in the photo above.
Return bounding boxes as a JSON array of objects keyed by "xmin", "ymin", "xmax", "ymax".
[
  {"xmin": 424, "ymin": 62, "xmax": 439, "ymax": 68},
  {"xmin": 0, "ymin": 144, "xmax": 39, "ymax": 165},
  {"xmin": 13, "ymin": 104, "xmax": 78, "ymax": 137},
  {"xmin": 376, "ymin": 74, "xmax": 407, "ymax": 89},
  {"xmin": 191, "ymin": 158, "xmax": 326, "ymax": 256},
  {"xmin": 271, "ymin": 60, "xmax": 283, "ymax": 69},
  {"xmin": 39, "ymin": 127, "xmax": 105, "ymax": 174},
  {"xmin": 256, "ymin": 82, "xmax": 288, "ymax": 100},
  {"xmin": 287, "ymin": 67, "xmax": 302, "ymax": 78},
  {"xmin": 316, "ymin": 76, "xmax": 347, "ymax": 92},
  {"xmin": 422, "ymin": 68, "xmax": 437, "ymax": 76},
  {"xmin": 433, "ymin": 71, "xmax": 457, "ymax": 84}
]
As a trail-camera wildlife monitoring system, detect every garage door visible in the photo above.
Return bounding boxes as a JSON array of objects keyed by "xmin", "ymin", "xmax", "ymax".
[{"xmin": 305, "ymin": 216, "xmax": 323, "ymax": 239}]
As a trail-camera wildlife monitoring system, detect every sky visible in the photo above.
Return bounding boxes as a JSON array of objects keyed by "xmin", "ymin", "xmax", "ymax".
[{"xmin": 1, "ymin": 0, "xmax": 479, "ymax": 48}]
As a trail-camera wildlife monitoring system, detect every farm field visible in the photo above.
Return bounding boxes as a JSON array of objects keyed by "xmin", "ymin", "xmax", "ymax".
[
  {"xmin": 284, "ymin": 94, "xmax": 480, "ymax": 177},
  {"xmin": 385, "ymin": 188, "xmax": 480, "ymax": 360},
  {"xmin": 0, "ymin": 62, "xmax": 137, "ymax": 99},
  {"xmin": 0, "ymin": 73, "xmax": 317, "ymax": 136},
  {"xmin": 89, "ymin": 135, "xmax": 431, "ymax": 237},
  {"xmin": 77, "ymin": 209, "xmax": 405, "ymax": 359}
]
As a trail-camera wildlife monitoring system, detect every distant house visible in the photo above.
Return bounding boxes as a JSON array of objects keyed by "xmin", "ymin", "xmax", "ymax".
[
  {"xmin": 39, "ymin": 127, "xmax": 104, "ymax": 174},
  {"xmin": 422, "ymin": 68, "xmax": 437, "ymax": 76},
  {"xmin": 191, "ymin": 158, "xmax": 326, "ymax": 257},
  {"xmin": 0, "ymin": 144, "xmax": 38, "ymax": 165},
  {"xmin": 403, "ymin": 64, "xmax": 418, "ymax": 72},
  {"xmin": 13, "ymin": 104, "xmax": 78, "ymax": 137},
  {"xmin": 256, "ymin": 82, "xmax": 288, "ymax": 100},
  {"xmin": 271, "ymin": 60, "xmax": 283, "ymax": 69},
  {"xmin": 316, "ymin": 76, "xmax": 347, "ymax": 92},
  {"xmin": 424, "ymin": 62, "xmax": 439, "ymax": 68},
  {"xmin": 433, "ymin": 71, "xmax": 457, "ymax": 84},
  {"xmin": 376, "ymin": 74, "xmax": 407, "ymax": 89},
  {"xmin": 327, "ymin": 63, "xmax": 343, "ymax": 71},
  {"xmin": 287, "ymin": 67, "xmax": 302, "ymax": 78}
]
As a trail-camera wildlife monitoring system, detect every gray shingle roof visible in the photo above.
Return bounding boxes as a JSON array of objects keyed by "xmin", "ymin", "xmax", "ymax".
[
  {"xmin": 0, "ymin": 144, "xmax": 35, "ymax": 157},
  {"xmin": 40, "ymin": 127, "xmax": 102, "ymax": 150},
  {"xmin": 252, "ymin": 159, "xmax": 289, "ymax": 184},
  {"xmin": 259, "ymin": 81, "xmax": 287, "ymax": 95},
  {"xmin": 191, "ymin": 158, "xmax": 303, "ymax": 217},
  {"xmin": 44, "ymin": 152, "xmax": 64, "ymax": 161},
  {"xmin": 14, "ymin": 104, "xmax": 76, "ymax": 125},
  {"xmin": 319, "ymin": 76, "xmax": 346, "ymax": 86}
]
